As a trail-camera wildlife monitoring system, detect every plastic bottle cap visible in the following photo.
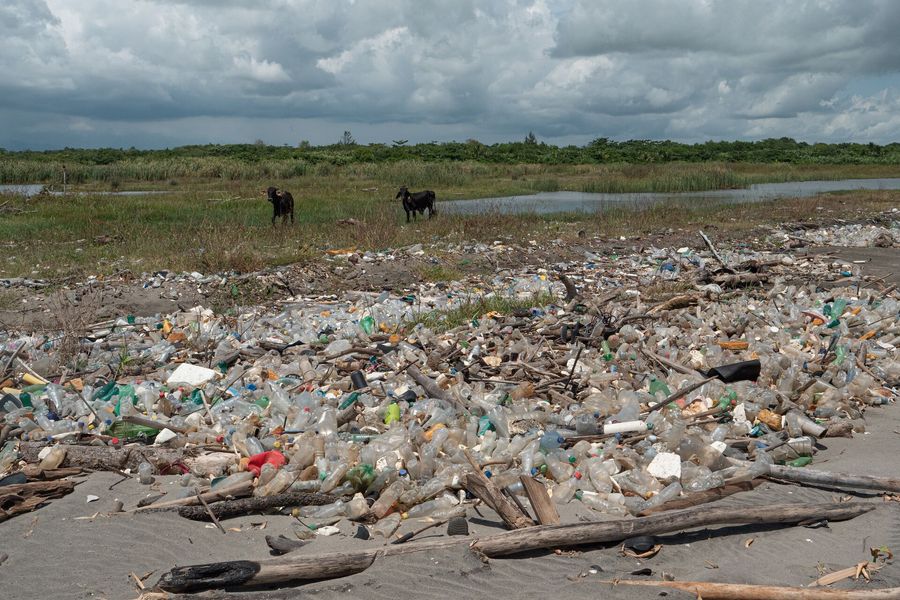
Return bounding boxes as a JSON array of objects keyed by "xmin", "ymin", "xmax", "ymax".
[
  {"xmin": 574, "ymin": 471, "xmax": 582, "ymax": 479},
  {"xmin": 484, "ymin": 470, "xmax": 492, "ymax": 478},
  {"xmin": 110, "ymin": 437, "xmax": 119, "ymax": 445}
]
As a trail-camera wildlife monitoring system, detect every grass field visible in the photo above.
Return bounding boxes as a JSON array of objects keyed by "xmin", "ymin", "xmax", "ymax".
[{"xmin": 0, "ymin": 162, "xmax": 897, "ymax": 280}]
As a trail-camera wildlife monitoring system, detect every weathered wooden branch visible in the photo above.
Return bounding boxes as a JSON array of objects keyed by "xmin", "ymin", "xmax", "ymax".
[
  {"xmin": 407, "ymin": 365, "xmax": 466, "ymax": 411},
  {"xmin": 155, "ymin": 502, "xmax": 873, "ymax": 593},
  {"xmin": 177, "ymin": 491, "xmax": 336, "ymax": 521},
  {"xmin": 645, "ymin": 376, "xmax": 716, "ymax": 413},
  {"xmin": 602, "ymin": 580, "xmax": 900, "ymax": 599},
  {"xmin": 0, "ymin": 479, "xmax": 77, "ymax": 523},
  {"xmin": 647, "ymin": 293, "xmax": 701, "ymax": 315},
  {"xmin": 133, "ymin": 479, "xmax": 253, "ymax": 512},
  {"xmin": 638, "ymin": 480, "xmax": 761, "ymax": 515},
  {"xmin": 766, "ymin": 464, "xmax": 900, "ymax": 493},
  {"xmin": 642, "ymin": 348, "xmax": 704, "ymax": 376},
  {"xmin": 519, "ymin": 475, "xmax": 559, "ymax": 525},
  {"xmin": 699, "ymin": 229, "xmax": 731, "ymax": 271},
  {"xmin": 19, "ymin": 441, "xmax": 188, "ymax": 473},
  {"xmin": 462, "ymin": 450, "xmax": 533, "ymax": 530}
]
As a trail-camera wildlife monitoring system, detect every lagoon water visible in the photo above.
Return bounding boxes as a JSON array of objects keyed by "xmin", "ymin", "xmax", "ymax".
[
  {"xmin": 0, "ymin": 184, "xmax": 164, "ymax": 197},
  {"xmin": 441, "ymin": 177, "xmax": 900, "ymax": 215}
]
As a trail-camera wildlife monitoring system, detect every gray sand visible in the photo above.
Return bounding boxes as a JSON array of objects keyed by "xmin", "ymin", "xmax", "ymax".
[{"xmin": 2, "ymin": 403, "xmax": 899, "ymax": 600}]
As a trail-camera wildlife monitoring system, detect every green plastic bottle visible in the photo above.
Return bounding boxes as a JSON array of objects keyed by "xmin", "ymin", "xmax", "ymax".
[
  {"xmin": 339, "ymin": 392, "xmax": 360, "ymax": 410},
  {"xmin": 360, "ymin": 316, "xmax": 375, "ymax": 335},
  {"xmin": 384, "ymin": 402, "xmax": 401, "ymax": 425}
]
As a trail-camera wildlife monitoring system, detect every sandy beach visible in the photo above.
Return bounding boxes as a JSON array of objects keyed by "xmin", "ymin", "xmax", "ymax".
[{"xmin": 2, "ymin": 398, "xmax": 898, "ymax": 600}]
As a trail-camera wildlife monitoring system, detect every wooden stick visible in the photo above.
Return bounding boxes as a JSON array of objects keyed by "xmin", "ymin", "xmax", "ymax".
[
  {"xmin": 132, "ymin": 480, "xmax": 253, "ymax": 512},
  {"xmin": 197, "ymin": 493, "xmax": 226, "ymax": 534},
  {"xmin": 645, "ymin": 376, "xmax": 716, "ymax": 413},
  {"xmin": 122, "ymin": 415, "xmax": 188, "ymax": 434},
  {"xmin": 462, "ymin": 449, "xmax": 533, "ymax": 530},
  {"xmin": 155, "ymin": 502, "xmax": 874, "ymax": 593},
  {"xmin": 602, "ymin": 579, "xmax": 900, "ymax": 599},
  {"xmin": 519, "ymin": 475, "xmax": 559, "ymax": 525},
  {"xmin": 390, "ymin": 518, "xmax": 451, "ymax": 545},
  {"xmin": 407, "ymin": 365, "xmax": 466, "ymax": 411},
  {"xmin": 176, "ymin": 491, "xmax": 337, "ymax": 521},
  {"xmin": 638, "ymin": 480, "xmax": 761, "ymax": 515},
  {"xmin": 766, "ymin": 464, "xmax": 900, "ymax": 493},
  {"xmin": 642, "ymin": 348, "xmax": 703, "ymax": 376},
  {"xmin": 700, "ymin": 229, "xmax": 730, "ymax": 270}
]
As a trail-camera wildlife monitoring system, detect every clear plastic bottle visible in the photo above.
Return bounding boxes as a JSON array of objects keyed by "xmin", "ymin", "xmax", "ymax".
[
  {"xmin": 38, "ymin": 446, "xmax": 67, "ymax": 470},
  {"xmin": 371, "ymin": 480, "xmax": 403, "ymax": 518},
  {"xmin": 138, "ymin": 461, "xmax": 154, "ymax": 484}
]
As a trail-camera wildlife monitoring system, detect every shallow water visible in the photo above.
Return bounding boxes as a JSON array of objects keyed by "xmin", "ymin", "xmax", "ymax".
[
  {"xmin": 0, "ymin": 184, "xmax": 165, "ymax": 197},
  {"xmin": 442, "ymin": 177, "xmax": 900, "ymax": 215}
]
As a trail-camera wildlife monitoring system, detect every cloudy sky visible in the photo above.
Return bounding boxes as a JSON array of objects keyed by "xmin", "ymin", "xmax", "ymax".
[{"xmin": 3, "ymin": 0, "xmax": 900, "ymax": 149}]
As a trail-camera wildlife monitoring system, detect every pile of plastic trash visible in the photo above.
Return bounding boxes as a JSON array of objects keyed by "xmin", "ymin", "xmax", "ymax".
[{"xmin": 1, "ymin": 238, "xmax": 898, "ymax": 533}]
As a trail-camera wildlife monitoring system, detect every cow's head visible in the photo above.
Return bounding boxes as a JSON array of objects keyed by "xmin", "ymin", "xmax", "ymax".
[{"xmin": 266, "ymin": 186, "xmax": 278, "ymax": 203}]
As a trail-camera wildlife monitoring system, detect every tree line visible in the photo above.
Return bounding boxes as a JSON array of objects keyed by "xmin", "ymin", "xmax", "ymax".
[{"xmin": 3, "ymin": 136, "xmax": 900, "ymax": 165}]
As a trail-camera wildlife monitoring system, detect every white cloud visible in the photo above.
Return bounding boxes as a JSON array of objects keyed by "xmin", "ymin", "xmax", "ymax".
[
  {"xmin": 233, "ymin": 56, "xmax": 291, "ymax": 83},
  {"xmin": 1, "ymin": 0, "xmax": 899, "ymax": 148}
]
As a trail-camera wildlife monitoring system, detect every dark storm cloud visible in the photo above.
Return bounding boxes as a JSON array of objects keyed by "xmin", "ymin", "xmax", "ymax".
[{"xmin": 1, "ymin": 0, "xmax": 899, "ymax": 149}]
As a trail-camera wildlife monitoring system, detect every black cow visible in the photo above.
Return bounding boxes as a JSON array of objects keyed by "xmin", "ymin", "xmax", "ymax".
[
  {"xmin": 395, "ymin": 186, "xmax": 436, "ymax": 222},
  {"xmin": 265, "ymin": 186, "xmax": 294, "ymax": 225}
]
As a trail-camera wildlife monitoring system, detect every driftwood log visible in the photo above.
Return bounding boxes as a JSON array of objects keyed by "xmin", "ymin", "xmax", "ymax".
[
  {"xmin": 155, "ymin": 502, "xmax": 873, "ymax": 593},
  {"xmin": 604, "ymin": 580, "xmax": 900, "ymax": 599},
  {"xmin": 638, "ymin": 480, "xmax": 762, "ymax": 515},
  {"xmin": 462, "ymin": 450, "xmax": 533, "ymax": 529},
  {"xmin": 519, "ymin": 475, "xmax": 559, "ymax": 525},
  {"xmin": 133, "ymin": 479, "xmax": 254, "ymax": 512},
  {"xmin": 765, "ymin": 464, "xmax": 900, "ymax": 493},
  {"xmin": 19, "ymin": 441, "xmax": 187, "ymax": 473},
  {"xmin": 177, "ymin": 491, "xmax": 337, "ymax": 521},
  {"xmin": 0, "ymin": 479, "xmax": 77, "ymax": 522}
]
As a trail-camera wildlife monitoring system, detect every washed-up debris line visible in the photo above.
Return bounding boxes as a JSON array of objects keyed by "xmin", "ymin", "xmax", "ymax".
[{"xmin": 0, "ymin": 229, "xmax": 898, "ymax": 562}]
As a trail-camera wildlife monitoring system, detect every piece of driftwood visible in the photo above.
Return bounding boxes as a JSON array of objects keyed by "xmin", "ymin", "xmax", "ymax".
[
  {"xmin": 0, "ymin": 479, "xmax": 77, "ymax": 522},
  {"xmin": 766, "ymin": 464, "xmax": 900, "ymax": 493},
  {"xmin": 407, "ymin": 365, "xmax": 466, "ymax": 411},
  {"xmin": 197, "ymin": 493, "xmax": 226, "ymax": 534},
  {"xmin": 699, "ymin": 229, "xmax": 731, "ymax": 271},
  {"xmin": 21, "ymin": 465, "xmax": 83, "ymax": 480},
  {"xmin": 602, "ymin": 579, "xmax": 900, "ymax": 599},
  {"xmin": 155, "ymin": 502, "xmax": 873, "ymax": 593},
  {"xmin": 519, "ymin": 475, "xmax": 559, "ymax": 525},
  {"xmin": 645, "ymin": 376, "xmax": 716, "ymax": 413},
  {"xmin": 638, "ymin": 480, "xmax": 761, "ymax": 515},
  {"xmin": 811, "ymin": 561, "xmax": 883, "ymax": 587},
  {"xmin": 134, "ymin": 479, "xmax": 254, "ymax": 512},
  {"xmin": 647, "ymin": 293, "xmax": 701, "ymax": 315},
  {"xmin": 122, "ymin": 415, "xmax": 188, "ymax": 434},
  {"xmin": 177, "ymin": 491, "xmax": 337, "ymax": 521},
  {"xmin": 642, "ymin": 348, "xmax": 704, "ymax": 376},
  {"xmin": 19, "ymin": 441, "xmax": 187, "ymax": 473},
  {"xmin": 462, "ymin": 450, "xmax": 533, "ymax": 530}
]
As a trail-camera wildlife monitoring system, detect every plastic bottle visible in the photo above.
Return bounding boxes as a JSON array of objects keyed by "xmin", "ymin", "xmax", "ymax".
[
  {"xmin": 372, "ymin": 513, "xmax": 401, "ymax": 537},
  {"xmin": 138, "ymin": 461, "xmax": 154, "ymax": 484},
  {"xmin": 406, "ymin": 493, "xmax": 456, "ymax": 519},
  {"xmin": 321, "ymin": 462, "xmax": 349, "ymax": 493},
  {"xmin": 300, "ymin": 499, "xmax": 345, "ymax": 518},
  {"xmin": 38, "ymin": 446, "xmax": 67, "ymax": 470},
  {"xmin": 371, "ymin": 480, "xmax": 403, "ymax": 518},
  {"xmin": 552, "ymin": 477, "xmax": 579, "ymax": 504},
  {"xmin": 539, "ymin": 430, "xmax": 564, "ymax": 453}
]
